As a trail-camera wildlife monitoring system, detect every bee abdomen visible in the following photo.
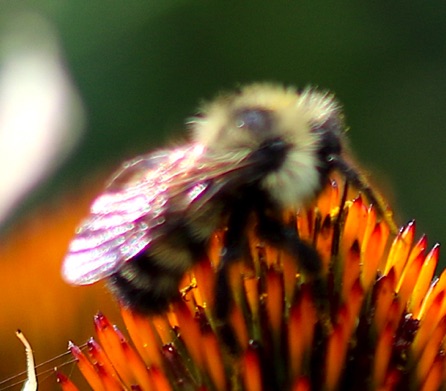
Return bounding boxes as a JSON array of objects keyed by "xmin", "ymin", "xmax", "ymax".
[
  {"xmin": 108, "ymin": 251, "xmax": 188, "ymax": 314},
  {"xmin": 107, "ymin": 224, "xmax": 207, "ymax": 314}
]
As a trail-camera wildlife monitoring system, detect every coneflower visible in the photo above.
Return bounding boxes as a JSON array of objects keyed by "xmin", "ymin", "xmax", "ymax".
[{"xmin": 58, "ymin": 178, "xmax": 445, "ymax": 391}]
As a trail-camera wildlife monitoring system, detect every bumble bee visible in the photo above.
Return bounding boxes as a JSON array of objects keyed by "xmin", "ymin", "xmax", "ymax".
[{"xmin": 62, "ymin": 83, "xmax": 395, "ymax": 316}]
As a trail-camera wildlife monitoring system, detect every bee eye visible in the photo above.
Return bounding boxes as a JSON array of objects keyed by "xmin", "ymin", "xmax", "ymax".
[{"xmin": 235, "ymin": 108, "xmax": 273, "ymax": 133}]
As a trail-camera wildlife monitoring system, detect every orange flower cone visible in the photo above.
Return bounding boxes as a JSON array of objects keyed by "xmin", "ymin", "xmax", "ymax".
[{"xmin": 59, "ymin": 179, "xmax": 446, "ymax": 390}]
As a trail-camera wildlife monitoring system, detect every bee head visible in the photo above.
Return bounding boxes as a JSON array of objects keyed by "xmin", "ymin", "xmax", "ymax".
[{"xmin": 191, "ymin": 83, "xmax": 346, "ymax": 208}]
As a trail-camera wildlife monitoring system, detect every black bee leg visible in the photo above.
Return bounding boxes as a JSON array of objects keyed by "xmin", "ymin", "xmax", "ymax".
[
  {"xmin": 214, "ymin": 203, "xmax": 253, "ymax": 354},
  {"xmin": 215, "ymin": 205, "xmax": 251, "ymax": 321},
  {"xmin": 255, "ymin": 210, "xmax": 332, "ymax": 333},
  {"xmin": 255, "ymin": 211, "xmax": 322, "ymax": 276}
]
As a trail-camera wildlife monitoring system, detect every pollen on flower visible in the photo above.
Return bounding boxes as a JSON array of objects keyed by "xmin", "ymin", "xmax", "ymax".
[{"xmin": 59, "ymin": 179, "xmax": 446, "ymax": 391}]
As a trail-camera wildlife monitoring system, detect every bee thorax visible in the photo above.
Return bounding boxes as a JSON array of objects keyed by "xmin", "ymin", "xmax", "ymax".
[{"xmin": 261, "ymin": 148, "xmax": 322, "ymax": 208}]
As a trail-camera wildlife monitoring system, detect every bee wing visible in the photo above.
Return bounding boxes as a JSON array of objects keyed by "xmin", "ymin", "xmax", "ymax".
[
  {"xmin": 62, "ymin": 145, "xmax": 202, "ymax": 285},
  {"xmin": 62, "ymin": 144, "xmax": 254, "ymax": 285},
  {"xmin": 180, "ymin": 150, "xmax": 259, "ymax": 213}
]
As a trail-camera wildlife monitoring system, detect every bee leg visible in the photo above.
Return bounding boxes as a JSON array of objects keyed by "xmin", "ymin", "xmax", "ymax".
[
  {"xmin": 255, "ymin": 211, "xmax": 322, "ymax": 275},
  {"xmin": 215, "ymin": 202, "xmax": 252, "ymax": 314},
  {"xmin": 214, "ymin": 204, "xmax": 252, "ymax": 353},
  {"xmin": 255, "ymin": 211, "xmax": 332, "ymax": 332}
]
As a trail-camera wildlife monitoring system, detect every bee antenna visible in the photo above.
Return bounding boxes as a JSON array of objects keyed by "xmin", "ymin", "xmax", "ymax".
[{"xmin": 330, "ymin": 155, "xmax": 399, "ymax": 235}]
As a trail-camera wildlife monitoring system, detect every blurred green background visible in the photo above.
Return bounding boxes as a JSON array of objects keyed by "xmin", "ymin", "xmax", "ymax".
[
  {"xmin": 5, "ymin": 1, "xmax": 446, "ymax": 245},
  {"xmin": 1, "ymin": 1, "xmax": 446, "ymax": 389}
]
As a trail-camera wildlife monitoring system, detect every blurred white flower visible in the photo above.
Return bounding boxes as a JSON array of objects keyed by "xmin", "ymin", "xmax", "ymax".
[{"xmin": 0, "ymin": 12, "xmax": 84, "ymax": 224}]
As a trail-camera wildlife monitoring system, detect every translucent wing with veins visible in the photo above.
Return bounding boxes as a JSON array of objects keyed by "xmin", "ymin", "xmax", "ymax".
[{"xmin": 62, "ymin": 143, "xmax": 253, "ymax": 285}]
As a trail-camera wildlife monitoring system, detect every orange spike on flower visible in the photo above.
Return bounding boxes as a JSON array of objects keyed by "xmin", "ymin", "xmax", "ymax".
[
  {"xmin": 93, "ymin": 313, "xmax": 136, "ymax": 386},
  {"xmin": 341, "ymin": 241, "xmax": 361, "ymax": 303},
  {"xmin": 95, "ymin": 314, "xmax": 151, "ymax": 390},
  {"xmin": 379, "ymin": 368, "xmax": 401, "ymax": 391},
  {"xmin": 242, "ymin": 344, "xmax": 262, "ymax": 391},
  {"xmin": 56, "ymin": 372, "xmax": 80, "ymax": 391},
  {"xmin": 360, "ymin": 203, "xmax": 377, "ymax": 249},
  {"xmin": 191, "ymin": 258, "xmax": 215, "ymax": 312},
  {"xmin": 120, "ymin": 335, "xmax": 156, "ymax": 391},
  {"xmin": 227, "ymin": 262, "xmax": 246, "ymax": 307},
  {"xmin": 362, "ymin": 220, "xmax": 389, "ymax": 291},
  {"xmin": 201, "ymin": 329, "xmax": 227, "ymax": 391},
  {"xmin": 372, "ymin": 322, "xmax": 394, "ymax": 389},
  {"xmin": 150, "ymin": 366, "xmax": 173, "ymax": 391},
  {"xmin": 384, "ymin": 220, "xmax": 416, "ymax": 279},
  {"xmin": 287, "ymin": 306, "xmax": 306, "ymax": 381},
  {"xmin": 411, "ymin": 291, "xmax": 445, "ymax": 361},
  {"xmin": 292, "ymin": 377, "xmax": 311, "ymax": 391},
  {"xmin": 265, "ymin": 268, "xmax": 284, "ymax": 342},
  {"xmin": 86, "ymin": 338, "xmax": 118, "ymax": 382},
  {"xmin": 314, "ymin": 214, "xmax": 336, "ymax": 271},
  {"xmin": 343, "ymin": 279, "xmax": 365, "ymax": 341},
  {"xmin": 228, "ymin": 304, "xmax": 249, "ymax": 350},
  {"xmin": 387, "ymin": 299, "xmax": 404, "ymax": 334},
  {"xmin": 405, "ymin": 234, "xmax": 428, "ymax": 273},
  {"xmin": 373, "ymin": 271, "xmax": 397, "ymax": 333},
  {"xmin": 342, "ymin": 196, "xmax": 367, "ymax": 252},
  {"xmin": 171, "ymin": 301, "xmax": 205, "ymax": 370},
  {"xmin": 410, "ymin": 244, "xmax": 440, "ymax": 316},
  {"xmin": 161, "ymin": 343, "xmax": 199, "ymax": 388},
  {"xmin": 415, "ymin": 268, "xmax": 446, "ymax": 320},
  {"xmin": 288, "ymin": 286, "xmax": 316, "ymax": 381},
  {"xmin": 151, "ymin": 314, "xmax": 176, "ymax": 346},
  {"xmin": 120, "ymin": 307, "xmax": 163, "ymax": 368},
  {"xmin": 244, "ymin": 274, "xmax": 260, "ymax": 326},
  {"xmin": 325, "ymin": 323, "xmax": 347, "ymax": 391},
  {"xmin": 68, "ymin": 342, "xmax": 108, "ymax": 391},
  {"xmin": 395, "ymin": 251, "xmax": 424, "ymax": 310},
  {"xmin": 296, "ymin": 208, "xmax": 313, "ymax": 245},
  {"xmin": 95, "ymin": 364, "xmax": 125, "ymax": 391},
  {"xmin": 420, "ymin": 355, "xmax": 444, "ymax": 391},
  {"xmin": 207, "ymin": 230, "xmax": 224, "ymax": 269},
  {"xmin": 417, "ymin": 315, "xmax": 446, "ymax": 386},
  {"xmin": 263, "ymin": 243, "xmax": 281, "ymax": 269},
  {"xmin": 316, "ymin": 179, "xmax": 339, "ymax": 219}
]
